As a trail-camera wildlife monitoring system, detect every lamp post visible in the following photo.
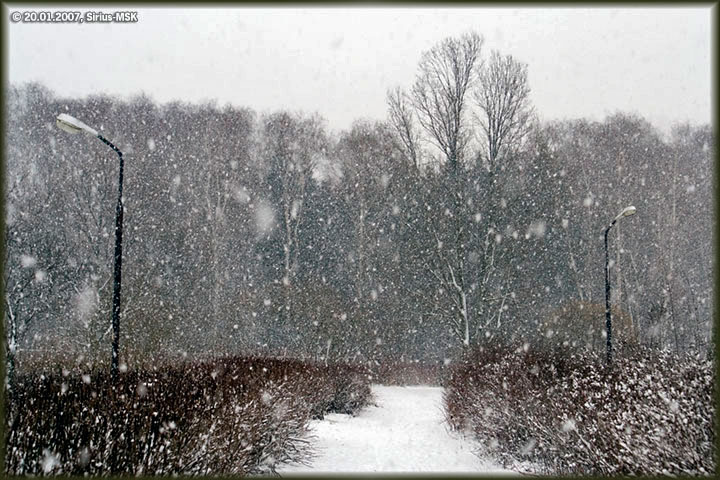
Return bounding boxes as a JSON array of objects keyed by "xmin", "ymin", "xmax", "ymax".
[
  {"xmin": 56, "ymin": 113, "xmax": 124, "ymax": 380},
  {"xmin": 604, "ymin": 205, "xmax": 636, "ymax": 365}
]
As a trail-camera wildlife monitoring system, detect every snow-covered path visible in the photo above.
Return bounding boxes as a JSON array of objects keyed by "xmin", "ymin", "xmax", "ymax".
[{"xmin": 278, "ymin": 385, "xmax": 514, "ymax": 474}]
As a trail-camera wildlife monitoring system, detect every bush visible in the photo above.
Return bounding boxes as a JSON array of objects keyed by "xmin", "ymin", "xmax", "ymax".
[
  {"xmin": 325, "ymin": 363, "xmax": 374, "ymax": 415},
  {"xmin": 5, "ymin": 355, "xmax": 371, "ymax": 475},
  {"xmin": 444, "ymin": 345, "xmax": 715, "ymax": 475}
]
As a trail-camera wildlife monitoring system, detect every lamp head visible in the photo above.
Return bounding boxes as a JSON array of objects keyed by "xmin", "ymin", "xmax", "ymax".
[
  {"xmin": 611, "ymin": 206, "xmax": 636, "ymax": 224},
  {"xmin": 56, "ymin": 113, "xmax": 98, "ymax": 136},
  {"xmin": 619, "ymin": 206, "xmax": 636, "ymax": 218}
]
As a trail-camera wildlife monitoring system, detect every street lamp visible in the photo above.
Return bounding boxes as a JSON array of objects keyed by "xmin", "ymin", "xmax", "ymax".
[
  {"xmin": 56, "ymin": 113, "xmax": 125, "ymax": 379},
  {"xmin": 604, "ymin": 205, "xmax": 636, "ymax": 364}
]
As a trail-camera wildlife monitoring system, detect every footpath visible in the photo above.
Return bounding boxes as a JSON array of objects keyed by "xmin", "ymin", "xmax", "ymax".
[{"xmin": 278, "ymin": 384, "xmax": 515, "ymax": 474}]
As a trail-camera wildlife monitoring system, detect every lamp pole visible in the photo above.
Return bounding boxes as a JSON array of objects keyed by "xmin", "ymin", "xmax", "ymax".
[
  {"xmin": 604, "ymin": 206, "xmax": 636, "ymax": 365},
  {"xmin": 56, "ymin": 114, "xmax": 124, "ymax": 379}
]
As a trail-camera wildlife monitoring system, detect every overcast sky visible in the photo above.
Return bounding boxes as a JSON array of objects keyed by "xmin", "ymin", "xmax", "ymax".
[{"xmin": 5, "ymin": 5, "xmax": 714, "ymax": 133}]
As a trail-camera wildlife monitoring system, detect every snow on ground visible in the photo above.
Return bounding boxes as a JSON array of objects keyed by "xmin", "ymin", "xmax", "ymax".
[{"xmin": 278, "ymin": 384, "xmax": 515, "ymax": 474}]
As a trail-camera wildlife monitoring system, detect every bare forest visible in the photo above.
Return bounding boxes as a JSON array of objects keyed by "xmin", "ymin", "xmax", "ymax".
[{"xmin": 3, "ymin": 30, "xmax": 715, "ymax": 476}]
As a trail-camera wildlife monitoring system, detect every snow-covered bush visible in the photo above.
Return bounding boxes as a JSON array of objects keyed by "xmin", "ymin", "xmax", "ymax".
[
  {"xmin": 5, "ymin": 356, "xmax": 371, "ymax": 475},
  {"xmin": 444, "ymin": 346, "xmax": 715, "ymax": 475},
  {"xmin": 325, "ymin": 363, "xmax": 373, "ymax": 415}
]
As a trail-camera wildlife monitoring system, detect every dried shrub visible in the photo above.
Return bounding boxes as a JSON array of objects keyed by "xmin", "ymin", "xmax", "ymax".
[
  {"xmin": 326, "ymin": 363, "xmax": 373, "ymax": 415},
  {"xmin": 444, "ymin": 345, "xmax": 715, "ymax": 475},
  {"xmin": 5, "ymin": 355, "xmax": 371, "ymax": 475}
]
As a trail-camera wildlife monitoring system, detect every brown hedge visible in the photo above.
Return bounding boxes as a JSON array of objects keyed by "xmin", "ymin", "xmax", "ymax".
[
  {"xmin": 444, "ymin": 345, "xmax": 715, "ymax": 475},
  {"xmin": 5, "ymin": 355, "xmax": 372, "ymax": 475}
]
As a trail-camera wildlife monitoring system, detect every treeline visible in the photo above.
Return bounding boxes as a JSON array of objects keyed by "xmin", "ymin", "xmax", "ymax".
[{"xmin": 4, "ymin": 33, "xmax": 713, "ymax": 374}]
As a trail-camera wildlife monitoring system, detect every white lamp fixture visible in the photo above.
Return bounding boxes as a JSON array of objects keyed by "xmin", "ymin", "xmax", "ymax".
[
  {"xmin": 614, "ymin": 206, "xmax": 636, "ymax": 221},
  {"xmin": 56, "ymin": 113, "xmax": 99, "ymax": 136}
]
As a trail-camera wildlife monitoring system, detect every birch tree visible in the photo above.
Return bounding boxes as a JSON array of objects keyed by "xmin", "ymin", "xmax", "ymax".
[
  {"xmin": 408, "ymin": 32, "xmax": 483, "ymax": 347},
  {"xmin": 261, "ymin": 112, "xmax": 326, "ymax": 352},
  {"xmin": 469, "ymin": 51, "xmax": 535, "ymax": 340}
]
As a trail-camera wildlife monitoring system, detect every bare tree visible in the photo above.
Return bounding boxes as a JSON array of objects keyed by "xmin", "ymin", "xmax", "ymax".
[
  {"xmin": 467, "ymin": 50, "xmax": 535, "ymax": 342},
  {"xmin": 474, "ymin": 50, "xmax": 534, "ymax": 173},
  {"xmin": 411, "ymin": 32, "xmax": 483, "ymax": 172},
  {"xmin": 386, "ymin": 86, "xmax": 421, "ymax": 169},
  {"xmin": 200, "ymin": 104, "xmax": 255, "ymax": 350},
  {"xmin": 404, "ymin": 33, "xmax": 484, "ymax": 347},
  {"xmin": 261, "ymin": 112, "xmax": 327, "ymax": 352}
]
